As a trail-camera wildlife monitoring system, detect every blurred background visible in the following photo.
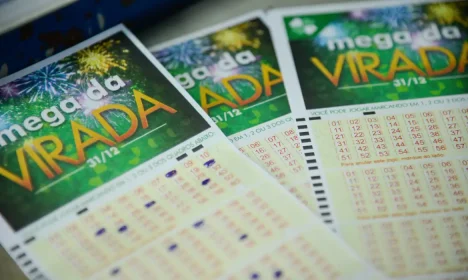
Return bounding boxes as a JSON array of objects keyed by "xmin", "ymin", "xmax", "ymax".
[
  {"xmin": 0, "ymin": 0, "xmax": 372, "ymax": 278},
  {"xmin": 0, "ymin": 0, "xmax": 374, "ymax": 78}
]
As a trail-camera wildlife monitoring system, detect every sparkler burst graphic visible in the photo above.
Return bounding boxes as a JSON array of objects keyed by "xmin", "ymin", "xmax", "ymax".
[
  {"xmin": 212, "ymin": 22, "xmax": 261, "ymax": 51},
  {"xmin": 0, "ymin": 102, "xmax": 24, "ymax": 130},
  {"xmin": 73, "ymin": 89, "xmax": 135, "ymax": 128},
  {"xmin": 426, "ymin": 3, "xmax": 468, "ymax": 26},
  {"xmin": 315, "ymin": 23, "xmax": 348, "ymax": 47},
  {"xmin": 72, "ymin": 39, "xmax": 128, "ymax": 76},
  {"xmin": 411, "ymin": 31, "xmax": 441, "ymax": 50},
  {"xmin": 154, "ymin": 39, "xmax": 213, "ymax": 69},
  {"xmin": 15, "ymin": 62, "xmax": 78, "ymax": 102},
  {"xmin": 0, "ymin": 111, "xmax": 10, "ymax": 130},
  {"xmin": 357, "ymin": 6, "xmax": 418, "ymax": 28},
  {"xmin": 201, "ymin": 62, "xmax": 262, "ymax": 101},
  {"xmin": 0, "ymin": 83, "xmax": 19, "ymax": 98},
  {"xmin": 209, "ymin": 64, "xmax": 242, "ymax": 83},
  {"xmin": 349, "ymin": 10, "xmax": 367, "ymax": 21}
]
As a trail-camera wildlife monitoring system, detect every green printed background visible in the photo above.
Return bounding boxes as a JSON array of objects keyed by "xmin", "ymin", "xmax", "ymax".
[
  {"xmin": 153, "ymin": 18, "xmax": 290, "ymax": 136},
  {"xmin": 284, "ymin": 1, "xmax": 468, "ymax": 109},
  {"xmin": 0, "ymin": 32, "xmax": 209, "ymax": 230}
]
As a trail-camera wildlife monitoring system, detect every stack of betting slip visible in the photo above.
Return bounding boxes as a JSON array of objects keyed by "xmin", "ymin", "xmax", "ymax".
[{"xmin": 0, "ymin": 0, "xmax": 467, "ymax": 279}]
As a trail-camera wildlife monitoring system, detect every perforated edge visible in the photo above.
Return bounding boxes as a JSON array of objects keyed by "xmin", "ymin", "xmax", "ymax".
[
  {"xmin": 9, "ymin": 242, "xmax": 48, "ymax": 280},
  {"xmin": 295, "ymin": 117, "xmax": 334, "ymax": 226}
]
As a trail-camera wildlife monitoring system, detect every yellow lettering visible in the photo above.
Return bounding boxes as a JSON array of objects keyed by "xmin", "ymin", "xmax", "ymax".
[
  {"xmin": 261, "ymin": 64, "xmax": 283, "ymax": 96},
  {"xmin": 420, "ymin": 46, "xmax": 456, "ymax": 76},
  {"xmin": 458, "ymin": 42, "xmax": 468, "ymax": 73},
  {"xmin": 33, "ymin": 135, "xmax": 81, "ymax": 175},
  {"xmin": 387, "ymin": 49, "xmax": 426, "ymax": 80},
  {"xmin": 199, "ymin": 86, "xmax": 237, "ymax": 113},
  {"xmin": 134, "ymin": 89, "xmax": 177, "ymax": 129},
  {"xmin": 355, "ymin": 52, "xmax": 387, "ymax": 82},
  {"xmin": 93, "ymin": 104, "xmax": 138, "ymax": 142},
  {"xmin": 0, "ymin": 149, "xmax": 33, "ymax": 191},
  {"xmin": 311, "ymin": 55, "xmax": 345, "ymax": 86},
  {"xmin": 71, "ymin": 121, "xmax": 115, "ymax": 162},
  {"xmin": 222, "ymin": 74, "xmax": 262, "ymax": 106}
]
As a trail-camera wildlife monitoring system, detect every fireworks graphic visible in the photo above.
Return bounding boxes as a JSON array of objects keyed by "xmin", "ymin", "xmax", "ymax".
[
  {"xmin": 212, "ymin": 22, "xmax": 261, "ymax": 51},
  {"xmin": 200, "ymin": 62, "xmax": 262, "ymax": 99},
  {"xmin": 411, "ymin": 31, "xmax": 441, "ymax": 50},
  {"xmin": 71, "ymin": 39, "xmax": 128, "ymax": 76},
  {"xmin": 349, "ymin": 10, "xmax": 367, "ymax": 21},
  {"xmin": 208, "ymin": 64, "xmax": 242, "ymax": 83},
  {"xmin": 0, "ymin": 111, "xmax": 10, "ymax": 130},
  {"xmin": 154, "ymin": 38, "xmax": 213, "ymax": 69},
  {"xmin": 315, "ymin": 22, "xmax": 348, "ymax": 47},
  {"xmin": 426, "ymin": 3, "xmax": 468, "ymax": 27},
  {"xmin": 15, "ymin": 62, "xmax": 78, "ymax": 102},
  {"xmin": 0, "ymin": 83, "xmax": 19, "ymax": 98},
  {"xmin": 354, "ymin": 6, "xmax": 419, "ymax": 28},
  {"xmin": 212, "ymin": 62, "xmax": 261, "ymax": 82},
  {"xmin": 73, "ymin": 88, "xmax": 135, "ymax": 128}
]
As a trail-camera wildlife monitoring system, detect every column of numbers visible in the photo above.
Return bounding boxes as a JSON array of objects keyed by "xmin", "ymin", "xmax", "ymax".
[
  {"xmin": 380, "ymin": 222, "xmax": 405, "ymax": 272},
  {"xmin": 363, "ymin": 168, "xmax": 388, "ymax": 214},
  {"xmin": 385, "ymin": 115, "xmax": 410, "ymax": 156},
  {"xmin": 441, "ymin": 217, "xmax": 467, "ymax": 267},
  {"xmin": 366, "ymin": 117, "xmax": 390, "ymax": 158},
  {"xmin": 421, "ymin": 219, "xmax": 448, "ymax": 267},
  {"xmin": 267, "ymin": 135, "xmax": 301, "ymax": 177},
  {"xmin": 360, "ymin": 224, "xmax": 384, "ymax": 269},
  {"xmin": 383, "ymin": 167, "xmax": 408, "ymax": 212},
  {"xmin": 205, "ymin": 155, "xmax": 241, "ymax": 188},
  {"xmin": 116, "ymin": 196, "xmax": 145, "ymax": 244},
  {"xmin": 48, "ymin": 232, "xmax": 89, "ymax": 275},
  {"xmin": 461, "ymin": 159, "xmax": 468, "ymax": 182},
  {"xmin": 249, "ymin": 141, "xmax": 284, "ymax": 182},
  {"xmin": 330, "ymin": 120, "xmax": 353, "ymax": 161},
  {"xmin": 404, "ymin": 113, "xmax": 430, "ymax": 154},
  {"xmin": 440, "ymin": 160, "xmax": 467, "ymax": 206},
  {"xmin": 399, "ymin": 220, "xmax": 427, "ymax": 271},
  {"xmin": 422, "ymin": 162, "xmax": 449, "ymax": 208},
  {"xmin": 460, "ymin": 108, "xmax": 468, "ymax": 134},
  {"xmin": 458, "ymin": 215, "xmax": 468, "ymax": 241},
  {"xmin": 348, "ymin": 119, "xmax": 370, "ymax": 160},
  {"xmin": 344, "ymin": 170, "xmax": 368, "ymax": 215},
  {"xmin": 441, "ymin": 109, "xmax": 466, "ymax": 151},
  {"xmin": 400, "ymin": 164, "xmax": 429, "ymax": 210},
  {"xmin": 421, "ymin": 111, "xmax": 447, "ymax": 153},
  {"xmin": 282, "ymin": 128, "xmax": 302, "ymax": 154}
]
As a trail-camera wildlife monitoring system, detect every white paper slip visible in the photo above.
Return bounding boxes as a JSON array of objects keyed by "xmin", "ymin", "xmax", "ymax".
[
  {"xmin": 150, "ymin": 11, "xmax": 319, "ymax": 214},
  {"xmin": 269, "ymin": 0, "xmax": 468, "ymax": 278}
]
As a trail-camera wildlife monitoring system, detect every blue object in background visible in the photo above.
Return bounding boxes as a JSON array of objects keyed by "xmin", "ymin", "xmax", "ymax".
[{"xmin": 0, "ymin": 0, "xmax": 195, "ymax": 78}]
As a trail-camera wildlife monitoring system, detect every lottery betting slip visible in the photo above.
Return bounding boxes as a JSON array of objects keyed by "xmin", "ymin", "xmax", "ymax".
[
  {"xmin": 151, "ymin": 11, "xmax": 318, "ymax": 213},
  {"xmin": 0, "ymin": 25, "xmax": 382, "ymax": 279},
  {"xmin": 269, "ymin": 0, "xmax": 468, "ymax": 278}
]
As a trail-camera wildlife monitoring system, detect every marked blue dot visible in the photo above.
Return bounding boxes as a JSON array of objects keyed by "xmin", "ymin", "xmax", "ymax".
[
  {"xmin": 251, "ymin": 272, "xmax": 260, "ymax": 279},
  {"xmin": 204, "ymin": 159, "xmax": 215, "ymax": 167},
  {"xmin": 201, "ymin": 178, "xmax": 210, "ymax": 186},
  {"xmin": 168, "ymin": 243, "xmax": 178, "ymax": 251},
  {"xmin": 166, "ymin": 170, "xmax": 177, "ymax": 178},
  {"xmin": 193, "ymin": 220, "xmax": 204, "ymax": 228},
  {"xmin": 274, "ymin": 270, "xmax": 282, "ymax": 278},
  {"xmin": 239, "ymin": 234, "xmax": 248, "ymax": 241},
  {"xmin": 118, "ymin": 225, "xmax": 128, "ymax": 233},
  {"xmin": 110, "ymin": 268, "xmax": 120, "ymax": 275},
  {"xmin": 145, "ymin": 200, "xmax": 156, "ymax": 208},
  {"xmin": 95, "ymin": 228, "xmax": 106, "ymax": 236}
]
